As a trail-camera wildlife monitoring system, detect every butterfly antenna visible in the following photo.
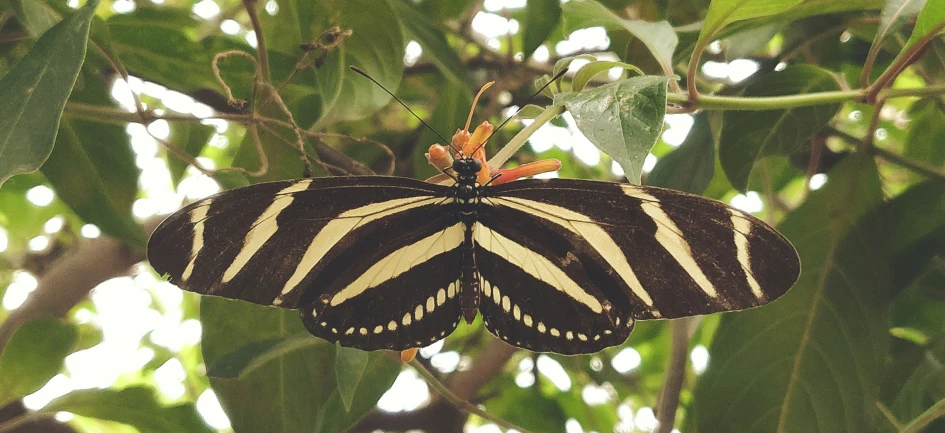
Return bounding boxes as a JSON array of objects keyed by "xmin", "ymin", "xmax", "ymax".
[
  {"xmin": 349, "ymin": 66, "xmax": 457, "ymax": 153},
  {"xmin": 472, "ymin": 68, "xmax": 569, "ymax": 155}
]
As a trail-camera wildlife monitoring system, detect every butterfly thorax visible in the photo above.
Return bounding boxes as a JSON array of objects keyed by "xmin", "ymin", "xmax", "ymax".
[{"xmin": 451, "ymin": 156, "xmax": 482, "ymax": 324}]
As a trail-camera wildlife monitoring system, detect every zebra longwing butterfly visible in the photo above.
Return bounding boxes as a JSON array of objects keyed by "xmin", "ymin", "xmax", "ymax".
[{"xmin": 147, "ymin": 139, "xmax": 799, "ymax": 355}]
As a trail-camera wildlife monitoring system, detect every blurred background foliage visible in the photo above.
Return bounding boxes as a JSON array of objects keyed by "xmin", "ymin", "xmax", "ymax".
[{"xmin": 0, "ymin": 0, "xmax": 944, "ymax": 432}]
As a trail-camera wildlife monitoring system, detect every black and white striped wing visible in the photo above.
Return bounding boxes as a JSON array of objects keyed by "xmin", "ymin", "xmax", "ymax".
[
  {"xmin": 147, "ymin": 176, "xmax": 463, "ymax": 350},
  {"xmin": 476, "ymin": 178, "xmax": 799, "ymax": 354}
]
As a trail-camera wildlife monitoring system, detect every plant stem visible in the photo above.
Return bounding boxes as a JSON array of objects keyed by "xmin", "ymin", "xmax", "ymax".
[
  {"xmin": 872, "ymin": 146, "xmax": 945, "ymax": 181},
  {"xmin": 0, "ymin": 413, "xmax": 46, "ymax": 433},
  {"xmin": 410, "ymin": 360, "xmax": 534, "ymax": 433},
  {"xmin": 666, "ymin": 84, "xmax": 945, "ymax": 110},
  {"xmin": 488, "ymin": 104, "xmax": 565, "ymax": 169},
  {"xmin": 655, "ymin": 319, "xmax": 692, "ymax": 433},
  {"xmin": 866, "ymin": 21, "xmax": 945, "ymax": 102},
  {"xmin": 242, "ymin": 0, "xmax": 270, "ymax": 83},
  {"xmin": 876, "ymin": 401, "xmax": 903, "ymax": 431},
  {"xmin": 901, "ymin": 397, "xmax": 945, "ymax": 433}
]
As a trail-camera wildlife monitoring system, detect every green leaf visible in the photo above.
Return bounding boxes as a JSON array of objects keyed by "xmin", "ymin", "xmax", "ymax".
[
  {"xmin": 207, "ymin": 334, "xmax": 319, "ymax": 379},
  {"xmin": 904, "ymin": 101, "xmax": 945, "ymax": 172},
  {"xmin": 200, "ymin": 298, "xmax": 400, "ymax": 433},
  {"xmin": 413, "ymin": 80, "xmax": 473, "ymax": 180},
  {"xmin": 647, "ymin": 112, "xmax": 714, "ymax": 194},
  {"xmin": 107, "ymin": 8, "xmax": 217, "ymax": 92},
  {"xmin": 167, "ymin": 122, "xmax": 215, "ymax": 186},
  {"xmin": 43, "ymin": 387, "xmax": 214, "ymax": 433},
  {"xmin": 0, "ymin": 317, "xmax": 77, "ymax": 407},
  {"xmin": 261, "ymin": 0, "xmax": 404, "ymax": 125},
  {"xmin": 335, "ymin": 345, "xmax": 370, "ymax": 412},
  {"xmin": 0, "ymin": 0, "xmax": 97, "ymax": 189},
  {"xmin": 699, "ymin": 0, "xmax": 802, "ymax": 40},
  {"xmin": 231, "ymin": 86, "xmax": 326, "ymax": 183},
  {"xmin": 417, "ymin": 0, "xmax": 476, "ymax": 21},
  {"xmin": 562, "ymin": 0, "xmax": 677, "ymax": 76},
  {"xmin": 10, "ymin": 0, "xmax": 64, "ymax": 36},
  {"xmin": 554, "ymin": 75, "xmax": 669, "ymax": 184},
  {"xmin": 485, "ymin": 386, "xmax": 568, "ymax": 432},
  {"xmin": 723, "ymin": 22, "xmax": 784, "ymax": 58},
  {"xmin": 863, "ymin": 0, "xmax": 926, "ymax": 84},
  {"xmin": 523, "ymin": 0, "xmax": 562, "ymax": 59},
  {"xmin": 901, "ymin": 0, "xmax": 945, "ymax": 56},
  {"xmin": 694, "ymin": 154, "xmax": 889, "ymax": 432},
  {"xmin": 718, "ymin": 65, "xmax": 841, "ymax": 191},
  {"xmin": 41, "ymin": 74, "xmax": 145, "ymax": 247},
  {"xmin": 393, "ymin": 0, "xmax": 469, "ymax": 86},
  {"xmin": 571, "ymin": 60, "xmax": 643, "ymax": 92}
]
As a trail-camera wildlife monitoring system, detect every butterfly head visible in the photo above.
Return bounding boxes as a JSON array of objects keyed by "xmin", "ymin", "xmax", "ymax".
[{"xmin": 452, "ymin": 156, "xmax": 482, "ymax": 179}]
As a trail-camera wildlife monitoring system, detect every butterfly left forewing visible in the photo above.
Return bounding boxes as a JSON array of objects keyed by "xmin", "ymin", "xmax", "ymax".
[{"xmin": 147, "ymin": 176, "xmax": 450, "ymax": 309}]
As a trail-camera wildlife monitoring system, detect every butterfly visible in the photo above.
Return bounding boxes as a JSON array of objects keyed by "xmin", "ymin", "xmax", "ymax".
[{"xmin": 147, "ymin": 73, "xmax": 800, "ymax": 355}]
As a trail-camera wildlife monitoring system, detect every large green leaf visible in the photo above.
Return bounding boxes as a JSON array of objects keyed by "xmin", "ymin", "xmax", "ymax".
[
  {"xmin": 167, "ymin": 122, "xmax": 215, "ymax": 186},
  {"xmin": 0, "ymin": 0, "xmax": 97, "ymax": 189},
  {"xmin": 901, "ymin": 0, "xmax": 945, "ymax": 56},
  {"xmin": 107, "ymin": 8, "xmax": 217, "ymax": 92},
  {"xmin": 9, "ymin": 0, "xmax": 63, "ymax": 36},
  {"xmin": 562, "ymin": 0, "xmax": 677, "ymax": 76},
  {"xmin": 393, "ymin": 0, "xmax": 469, "ymax": 86},
  {"xmin": 694, "ymin": 154, "xmax": 889, "ymax": 432},
  {"xmin": 335, "ymin": 345, "xmax": 370, "ymax": 412},
  {"xmin": 699, "ymin": 0, "xmax": 802, "ymax": 40},
  {"xmin": 41, "ymin": 70, "xmax": 143, "ymax": 247},
  {"xmin": 413, "ymin": 79, "xmax": 473, "ymax": 180},
  {"xmin": 647, "ymin": 112, "xmax": 715, "ymax": 194},
  {"xmin": 718, "ymin": 65, "xmax": 840, "ymax": 191},
  {"xmin": 523, "ymin": 0, "xmax": 562, "ymax": 59},
  {"xmin": 260, "ymin": 0, "xmax": 404, "ymax": 125},
  {"xmin": 554, "ymin": 75, "xmax": 669, "ymax": 184},
  {"xmin": 230, "ymin": 86, "xmax": 326, "ymax": 183},
  {"xmin": 40, "ymin": 120, "xmax": 146, "ymax": 247},
  {"xmin": 0, "ymin": 317, "xmax": 77, "ymax": 407},
  {"xmin": 43, "ymin": 387, "xmax": 213, "ymax": 433},
  {"xmin": 200, "ymin": 298, "xmax": 400, "ymax": 433}
]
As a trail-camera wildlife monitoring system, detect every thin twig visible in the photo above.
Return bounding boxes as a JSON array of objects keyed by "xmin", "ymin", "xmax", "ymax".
[
  {"xmin": 488, "ymin": 105, "xmax": 565, "ymax": 169},
  {"xmin": 876, "ymin": 401, "xmax": 903, "ymax": 431},
  {"xmin": 824, "ymin": 126, "xmax": 945, "ymax": 181},
  {"xmin": 212, "ymin": 50, "xmax": 259, "ymax": 106},
  {"xmin": 410, "ymin": 360, "xmax": 535, "ymax": 433},
  {"xmin": 901, "ymin": 397, "xmax": 945, "ymax": 433},
  {"xmin": 241, "ymin": 0, "xmax": 270, "ymax": 82},
  {"xmin": 862, "ymin": 100, "xmax": 885, "ymax": 152},
  {"xmin": 0, "ymin": 412, "xmax": 48, "ymax": 433},
  {"xmin": 654, "ymin": 319, "xmax": 691, "ymax": 433},
  {"xmin": 866, "ymin": 21, "xmax": 945, "ymax": 102},
  {"xmin": 245, "ymin": 124, "xmax": 270, "ymax": 177},
  {"xmin": 258, "ymin": 83, "xmax": 313, "ymax": 175},
  {"xmin": 873, "ymin": 146, "xmax": 945, "ymax": 181}
]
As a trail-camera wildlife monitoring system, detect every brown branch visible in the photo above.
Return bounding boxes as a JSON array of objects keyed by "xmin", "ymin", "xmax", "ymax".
[
  {"xmin": 654, "ymin": 319, "xmax": 692, "ymax": 433},
  {"xmin": 352, "ymin": 339, "xmax": 519, "ymax": 432},
  {"xmin": 0, "ymin": 220, "xmax": 160, "ymax": 351},
  {"xmin": 866, "ymin": 21, "xmax": 945, "ymax": 102},
  {"xmin": 446, "ymin": 339, "xmax": 518, "ymax": 401},
  {"xmin": 241, "ymin": 0, "xmax": 270, "ymax": 82}
]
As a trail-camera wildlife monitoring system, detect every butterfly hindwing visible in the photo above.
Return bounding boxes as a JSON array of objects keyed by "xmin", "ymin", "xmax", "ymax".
[
  {"xmin": 147, "ymin": 176, "xmax": 450, "ymax": 309},
  {"xmin": 301, "ymin": 221, "xmax": 464, "ymax": 350},
  {"xmin": 483, "ymin": 178, "xmax": 800, "ymax": 321},
  {"xmin": 474, "ymin": 218, "xmax": 634, "ymax": 354}
]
